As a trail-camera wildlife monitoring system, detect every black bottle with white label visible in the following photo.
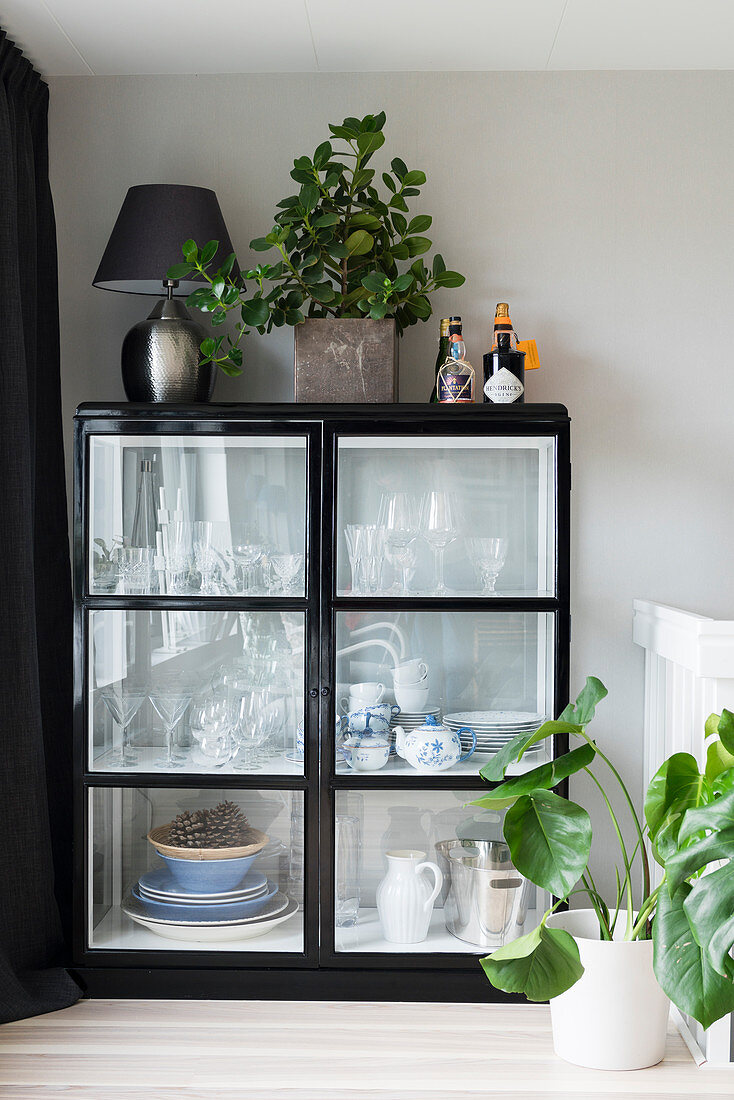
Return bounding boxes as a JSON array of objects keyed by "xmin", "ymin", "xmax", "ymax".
[{"xmin": 483, "ymin": 302, "xmax": 525, "ymax": 403}]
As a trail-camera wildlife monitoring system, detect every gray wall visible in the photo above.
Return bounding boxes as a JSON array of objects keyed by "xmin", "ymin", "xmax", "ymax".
[{"xmin": 48, "ymin": 72, "xmax": 734, "ymax": 876}]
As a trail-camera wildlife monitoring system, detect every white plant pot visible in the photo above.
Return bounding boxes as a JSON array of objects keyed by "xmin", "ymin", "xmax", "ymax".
[{"xmin": 544, "ymin": 909, "xmax": 670, "ymax": 1071}]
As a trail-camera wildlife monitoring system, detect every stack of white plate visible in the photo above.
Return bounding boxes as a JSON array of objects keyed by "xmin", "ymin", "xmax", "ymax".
[
  {"xmin": 122, "ymin": 890, "xmax": 299, "ymax": 943},
  {"xmin": 443, "ymin": 711, "xmax": 545, "ymax": 757},
  {"xmin": 390, "ymin": 706, "xmax": 441, "ymax": 730}
]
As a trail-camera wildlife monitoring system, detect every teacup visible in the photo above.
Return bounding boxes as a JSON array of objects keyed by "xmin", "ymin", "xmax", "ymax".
[
  {"xmin": 340, "ymin": 681, "xmax": 385, "ymax": 713},
  {"xmin": 392, "ymin": 658, "xmax": 429, "ymax": 685},
  {"xmin": 342, "ymin": 703, "xmax": 401, "ymax": 734},
  {"xmin": 394, "ymin": 683, "xmax": 430, "ymax": 713}
]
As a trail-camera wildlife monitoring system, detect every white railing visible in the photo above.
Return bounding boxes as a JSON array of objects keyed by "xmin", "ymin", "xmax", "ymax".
[{"xmin": 633, "ymin": 599, "xmax": 734, "ymax": 1065}]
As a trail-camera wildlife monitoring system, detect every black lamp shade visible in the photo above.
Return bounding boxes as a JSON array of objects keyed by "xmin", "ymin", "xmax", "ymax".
[{"xmin": 93, "ymin": 183, "xmax": 236, "ymax": 296}]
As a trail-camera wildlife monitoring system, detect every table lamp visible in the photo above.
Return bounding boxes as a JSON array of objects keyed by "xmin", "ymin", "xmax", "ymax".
[{"xmin": 93, "ymin": 184, "xmax": 236, "ymax": 402}]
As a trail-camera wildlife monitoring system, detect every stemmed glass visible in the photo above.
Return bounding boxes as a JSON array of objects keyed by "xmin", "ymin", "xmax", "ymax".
[
  {"xmin": 271, "ymin": 553, "xmax": 303, "ymax": 594},
  {"xmin": 100, "ymin": 684, "xmax": 145, "ymax": 768},
  {"xmin": 231, "ymin": 523, "xmax": 264, "ymax": 594},
  {"xmin": 190, "ymin": 692, "xmax": 234, "ymax": 767},
  {"xmin": 193, "ymin": 521, "xmax": 218, "ymax": 595},
  {"xmin": 231, "ymin": 689, "xmax": 266, "ymax": 772},
  {"xmin": 150, "ymin": 680, "xmax": 192, "ymax": 770},
  {"xmin": 378, "ymin": 492, "xmax": 419, "ymax": 595},
  {"xmin": 467, "ymin": 536, "xmax": 509, "ymax": 595},
  {"xmin": 344, "ymin": 525, "xmax": 365, "ymax": 595},
  {"xmin": 420, "ymin": 491, "xmax": 459, "ymax": 596}
]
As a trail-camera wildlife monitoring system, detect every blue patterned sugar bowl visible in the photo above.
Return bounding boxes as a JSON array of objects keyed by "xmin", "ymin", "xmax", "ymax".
[{"xmin": 394, "ymin": 714, "xmax": 477, "ymax": 774}]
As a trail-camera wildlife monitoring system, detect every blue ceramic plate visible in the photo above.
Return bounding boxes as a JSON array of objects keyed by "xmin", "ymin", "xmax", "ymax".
[
  {"xmin": 138, "ymin": 867, "xmax": 267, "ymax": 902},
  {"xmin": 157, "ymin": 851, "xmax": 260, "ymax": 894},
  {"xmin": 132, "ymin": 879, "xmax": 278, "ymax": 922}
]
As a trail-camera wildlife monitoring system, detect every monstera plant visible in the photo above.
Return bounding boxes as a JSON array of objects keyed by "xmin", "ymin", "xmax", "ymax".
[{"xmin": 475, "ymin": 676, "xmax": 734, "ymax": 1032}]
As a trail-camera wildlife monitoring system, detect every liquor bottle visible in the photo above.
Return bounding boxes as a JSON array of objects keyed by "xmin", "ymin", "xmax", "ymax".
[
  {"xmin": 430, "ymin": 316, "xmax": 461, "ymax": 402},
  {"xmin": 483, "ymin": 303, "xmax": 525, "ymax": 404},
  {"xmin": 437, "ymin": 322, "xmax": 475, "ymax": 403}
]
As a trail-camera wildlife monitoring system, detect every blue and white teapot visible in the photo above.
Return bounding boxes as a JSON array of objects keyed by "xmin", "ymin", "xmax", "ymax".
[{"xmin": 394, "ymin": 715, "xmax": 477, "ymax": 774}]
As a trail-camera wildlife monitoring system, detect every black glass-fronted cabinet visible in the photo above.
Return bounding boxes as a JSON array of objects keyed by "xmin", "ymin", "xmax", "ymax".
[{"xmin": 73, "ymin": 403, "xmax": 570, "ymax": 1000}]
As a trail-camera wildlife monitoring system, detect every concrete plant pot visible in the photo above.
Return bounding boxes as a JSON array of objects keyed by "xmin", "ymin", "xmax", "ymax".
[{"xmin": 294, "ymin": 318, "xmax": 398, "ymax": 402}]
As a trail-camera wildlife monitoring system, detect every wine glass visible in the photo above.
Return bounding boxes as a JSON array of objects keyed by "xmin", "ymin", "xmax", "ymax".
[
  {"xmin": 150, "ymin": 680, "xmax": 192, "ymax": 770},
  {"xmin": 344, "ymin": 525, "xmax": 366, "ymax": 595},
  {"xmin": 271, "ymin": 553, "xmax": 303, "ymax": 594},
  {"xmin": 100, "ymin": 684, "xmax": 145, "ymax": 768},
  {"xmin": 378, "ymin": 492, "xmax": 419, "ymax": 595},
  {"xmin": 467, "ymin": 536, "xmax": 508, "ymax": 595},
  {"xmin": 231, "ymin": 689, "xmax": 266, "ymax": 772},
  {"xmin": 420, "ymin": 491, "xmax": 459, "ymax": 596}
]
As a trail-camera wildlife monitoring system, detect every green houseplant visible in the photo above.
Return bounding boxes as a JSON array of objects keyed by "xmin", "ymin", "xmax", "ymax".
[
  {"xmin": 167, "ymin": 110, "xmax": 464, "ymax": 400},
  {"xmin": 474, "ymin": 676, "xmax": 734, "ymax": 1069}
]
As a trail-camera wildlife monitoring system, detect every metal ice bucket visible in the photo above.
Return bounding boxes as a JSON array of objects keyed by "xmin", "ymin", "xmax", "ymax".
[{"xmin": 435, "ymin": 838, "xmax": 529, "ymax": 949}]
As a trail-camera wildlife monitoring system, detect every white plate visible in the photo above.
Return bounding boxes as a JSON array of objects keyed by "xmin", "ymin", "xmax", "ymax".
[
  {"xmin": 445, "ymin": 711, "xmax": 545, "ymax": 726},
  {"xmin": 122, "ymin": 894, "xmax": 299, "ymax": 943},
  {"xmin": 122, "ymin": 890, "xmax": 291, "ymax": 927}
]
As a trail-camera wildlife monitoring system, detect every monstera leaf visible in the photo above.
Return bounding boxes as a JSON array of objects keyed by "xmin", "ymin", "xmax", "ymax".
[
  {"xmin": 472, "ymin": 744, "xmax": 595, "ymax": 809},
  {"xmin": 654, "ymin": 885, "xmax": 734, "ymax": 1029},
  {"xmin": 504, "ymin": 790, "xmax": 591, "ymax": 897},
  {"xmin": 481, "ymin": 923, "xmax": 583, "ymax": 1002}
]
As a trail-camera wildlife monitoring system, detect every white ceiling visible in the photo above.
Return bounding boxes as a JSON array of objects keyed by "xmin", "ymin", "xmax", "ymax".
[{"xmin": 3, "ymin": 0, "xmax": 734, "ymax": 77}]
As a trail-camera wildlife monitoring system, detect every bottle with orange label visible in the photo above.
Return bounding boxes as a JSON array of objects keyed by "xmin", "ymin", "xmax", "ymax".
[
  {"xmin": 483, "ymin": 303, "xmax": 525, "ymax": 403},
  {"xmin": 437, "ymin": 319, "xmax": 475, "ymax": 403}
]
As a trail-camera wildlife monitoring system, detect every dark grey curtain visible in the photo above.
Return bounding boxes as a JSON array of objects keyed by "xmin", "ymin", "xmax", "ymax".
[{"xmin": 0, "ymin": 31, "xmax": 80, "ymax": 1022}]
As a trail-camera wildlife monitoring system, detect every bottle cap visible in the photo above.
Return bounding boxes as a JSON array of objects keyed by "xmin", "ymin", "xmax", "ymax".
[
  {"xmin": 495, "ymin": 303, "xmax": 510, "ymax": 318},
  {"xmin": 439, "ymin": 318, "xmax": 450, "ymax": 336}
]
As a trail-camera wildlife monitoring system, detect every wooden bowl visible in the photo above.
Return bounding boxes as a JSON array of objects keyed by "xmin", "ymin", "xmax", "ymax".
[{"xmin": 147, "ymin": 824, "xmax": 269, "ymax": 862}]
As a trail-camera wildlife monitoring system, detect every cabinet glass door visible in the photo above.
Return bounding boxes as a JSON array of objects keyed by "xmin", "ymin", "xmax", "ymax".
[
  {"xmin": 88, "ymin": 786, "xmax": 304, "ymax": 954},
  {"xmin": 333, "ymin": 789, "xmax": 547, "ymax": 955},
  {"xmin": 88, "ymin": 434, "xmax": 308, "ymax": 597},
  {"xmin": 88, "ymin": 609, "xmax": 306, "ymax": 775},
  {"xmin": 334, "ymin": 610, "xmax": 554, "ymax": 778},
  {"xmin": 335, "ymin": 436, "xmax": 556, "ymax": 598}
]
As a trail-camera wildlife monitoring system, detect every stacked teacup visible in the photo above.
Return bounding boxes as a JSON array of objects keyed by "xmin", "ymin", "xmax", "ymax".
[{"xmin": 392, "ymin": 658, "xmax": 430, "ymax": 713}]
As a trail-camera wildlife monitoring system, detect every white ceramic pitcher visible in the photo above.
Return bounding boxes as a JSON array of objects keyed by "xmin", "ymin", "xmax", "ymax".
[{"xmin": 375, "ymin": 849, "xmax": 443, "ymax": 943}]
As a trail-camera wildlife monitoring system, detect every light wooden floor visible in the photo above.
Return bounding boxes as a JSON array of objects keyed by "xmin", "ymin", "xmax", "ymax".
[{"xmin": 0, "ymin": 999, "xmax": 732, "ymax": 1099}]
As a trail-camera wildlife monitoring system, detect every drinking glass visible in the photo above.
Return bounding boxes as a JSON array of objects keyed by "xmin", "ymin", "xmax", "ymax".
[
  {"xmin": 117, "ymin": 547, "xmax": 155, "ymax": 595},
  {"xmin": 100, "ymin": 684, "xmax": 145, "ymax": 768},
  {"xmin": 420, "ymin": 491, "xmax": 459, "ymax": 596},
  {"xmin": 378, "ymin": 492, "xmax": 419, "ymax": 595},
  {"xmin": 231, "ymin": 689, "xmax": 266, "ymax": 772},
  {"xmin": 335, "ymin": 814, "xmax": 361, "ymax": 927},
  {"xmin": 271, "ymin": 553, "xmax": 303, "ymax": 594},
  {"xmin": 344, "ymin": 525, "xmax": 366, "ymax": 595},
  {"xmin": 150, "ymin": 681, "xmax": 192, "ymax": 770},
  {"xmin": 193, "ymin": 521, "xmax": 218, "ymax": 595},
  {"xmin": 164, "ymin": 520, "xmax": 192, "ymax": 595},
  {"xmin": 467, "ymin": 536, "xmax": 509, "ymax": 595},
  {"xmin": 231, "ymin": 523, "xmax": 264, "ymax": 594}
]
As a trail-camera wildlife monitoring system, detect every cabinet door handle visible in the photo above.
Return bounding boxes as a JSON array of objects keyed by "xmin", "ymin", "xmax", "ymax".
[
  {"xmin": 321, "ymin": 686, "xmax": 330, "ymax": 697},
  {"xmin": 309, "ymin": 688, "xmax": 318, "ymax": 698}
]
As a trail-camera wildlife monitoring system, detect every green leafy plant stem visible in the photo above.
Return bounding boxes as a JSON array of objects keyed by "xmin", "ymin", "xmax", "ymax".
[
  {"xmin": 582, "ymin": 765, "xmax": 635, "ymax": 935},
  {"xmin": 631, "ymin": 880, "xmax": 664, "ymax": 940},
  {"xmin": 580, "ymin": 731, "xmax": 652, "ymax": 909}
]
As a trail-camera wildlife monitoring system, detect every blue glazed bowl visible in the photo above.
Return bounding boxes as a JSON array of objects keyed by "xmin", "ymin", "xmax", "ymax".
[
  {"xmin": 132, "ymin": 879, "xmax": 277, "ymax": 922},
  {"xmin": 158, "ymin": 851, "xmax": 261, "ymax": 894}
]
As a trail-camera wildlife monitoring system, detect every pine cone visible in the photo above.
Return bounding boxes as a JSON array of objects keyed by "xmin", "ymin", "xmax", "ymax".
[
  {"xmin": 203, "ymin": 800, "xmax": 254, "ymax": 847},
  {"xmin": 167, "ymin": 808, "xmax": 208, "ymax": 848}
]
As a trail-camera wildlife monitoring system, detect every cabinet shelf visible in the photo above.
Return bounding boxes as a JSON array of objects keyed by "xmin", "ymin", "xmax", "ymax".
[
  {"xmin": 334, "ymin": 906, "xmax": 543, "ymax": 956},
  {"xmin": 90, "ymin": 903, "xmax": 304, "ymax": 954}
]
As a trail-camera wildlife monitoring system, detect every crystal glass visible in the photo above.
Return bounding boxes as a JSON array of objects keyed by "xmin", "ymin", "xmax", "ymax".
[
  {"xmin": 231, "ymin": 689, "xmax": 266, "ymax": 772},
  {"xmin": 467, "ymin": 537, "xmax": 509, "ymax": 595},
  {"xmin": 100, "ymin": 685, "xmax": 145, "ymax": 768},
  {"xmin": 420, "ymin": 491, "xmax": 459, "ymax": 596},
  {"xmin": 231, "ymin": 523, "xmax": 264, "ymax": 594},
  {"xmin": 271, "ymin": 553, "xmax": 303, "ymax": 594},
  {"xmin": 150, "ymin": 680, "xmax": 192, "ymax": 770},
  {"xmin": 117, "ymin": 547, "xmax": 155, "ymax": 595},
  {"xmin": 344, "ymin": 524, "xmax": 366, "ymax": 595},
  {"xmin": 189, "ymin": 692, "xmax": 234, "ymax": 768},
  {"xmin": 335, "ymin": 814, "xmax": 361, "ymax": 928},
  {"xmin": 163, "ymin": 520, "xmax": 193, "ymax": 595},
  {"xmin": 193, "ymin": 521, "xmax": 219, "ymax": 595},
  {"xmin": 378, "ymin": 492, "xmax": 419, "ymax": 595}
]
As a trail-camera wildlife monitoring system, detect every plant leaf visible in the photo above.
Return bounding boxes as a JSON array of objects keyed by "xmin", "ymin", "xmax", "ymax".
[
  {"xmin": 654, "ymin": 884, "xmax": 734, "ymax": 1028},
  {"xmin": 684, "ymin": 861, "xmax": 734, "ymax": 978},
  {"xmin": 705, "ymin": 738, "xmax": 734, "ymax": 783},
  {"xmin": 200, "ymin": 240, "xmax": 218, "ymax": 265},
  {"xmin": 345, "ymin": 230, "xmax": 374, "ymax": 257},
  {"xmin": 402, "ymin": 169, "xmax": 427, "ymax": 187},
  {"xmin": 357, "ymin": 131, "xmax": 385, "ymax": 157},
  {"xmin": 481, "ymin": 924, "xmax": 583, "ymax": 1001},
  {"xmin": 472, "ymin": 743, "xmax": 596, "ymax": 808},
  {"xmin": 504, "ymin": 791, "xmax": 591, "ymax": 897},
  {"xmin": 405, "ymin": 236, "xmax": 431, "ymax": 257},
  {"xmin": 434, "ymin": 270, "xmax": 465, "ymax": 288},
  {"xmin": 432, "ymin": 253, "xmax": 446, "ymax": 277},
  {"xmin": 250, "ymin": 237, "xmax": 274, "ymax": 252},
  {"xmin": 313, "ymin": 140, "xmax": 332, "ymax": 169},
  {"xmin": 240, "ymin": 298, "xmax": 270, "ymax": 327},
  {"xmin": 644, "ymin": 753, "xmax": 705, "ymax": 840},
  {"xmin": 666, "ymin": 824, "xmax": 734, "ymax": 896},
  {"xmin": 166, "ymin": 262, "xmax": 194, "ymax": 280},
  {"xmin": 717, "ymin": 709, "xmax": 734, "ymax": 754},
  {"xmin": 391, "ymin": 157, "xmax": 408, "ymax": 180},
  {"xmin": 407, "ymin": 214, "xmax": 432, "ymax": 234}
]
